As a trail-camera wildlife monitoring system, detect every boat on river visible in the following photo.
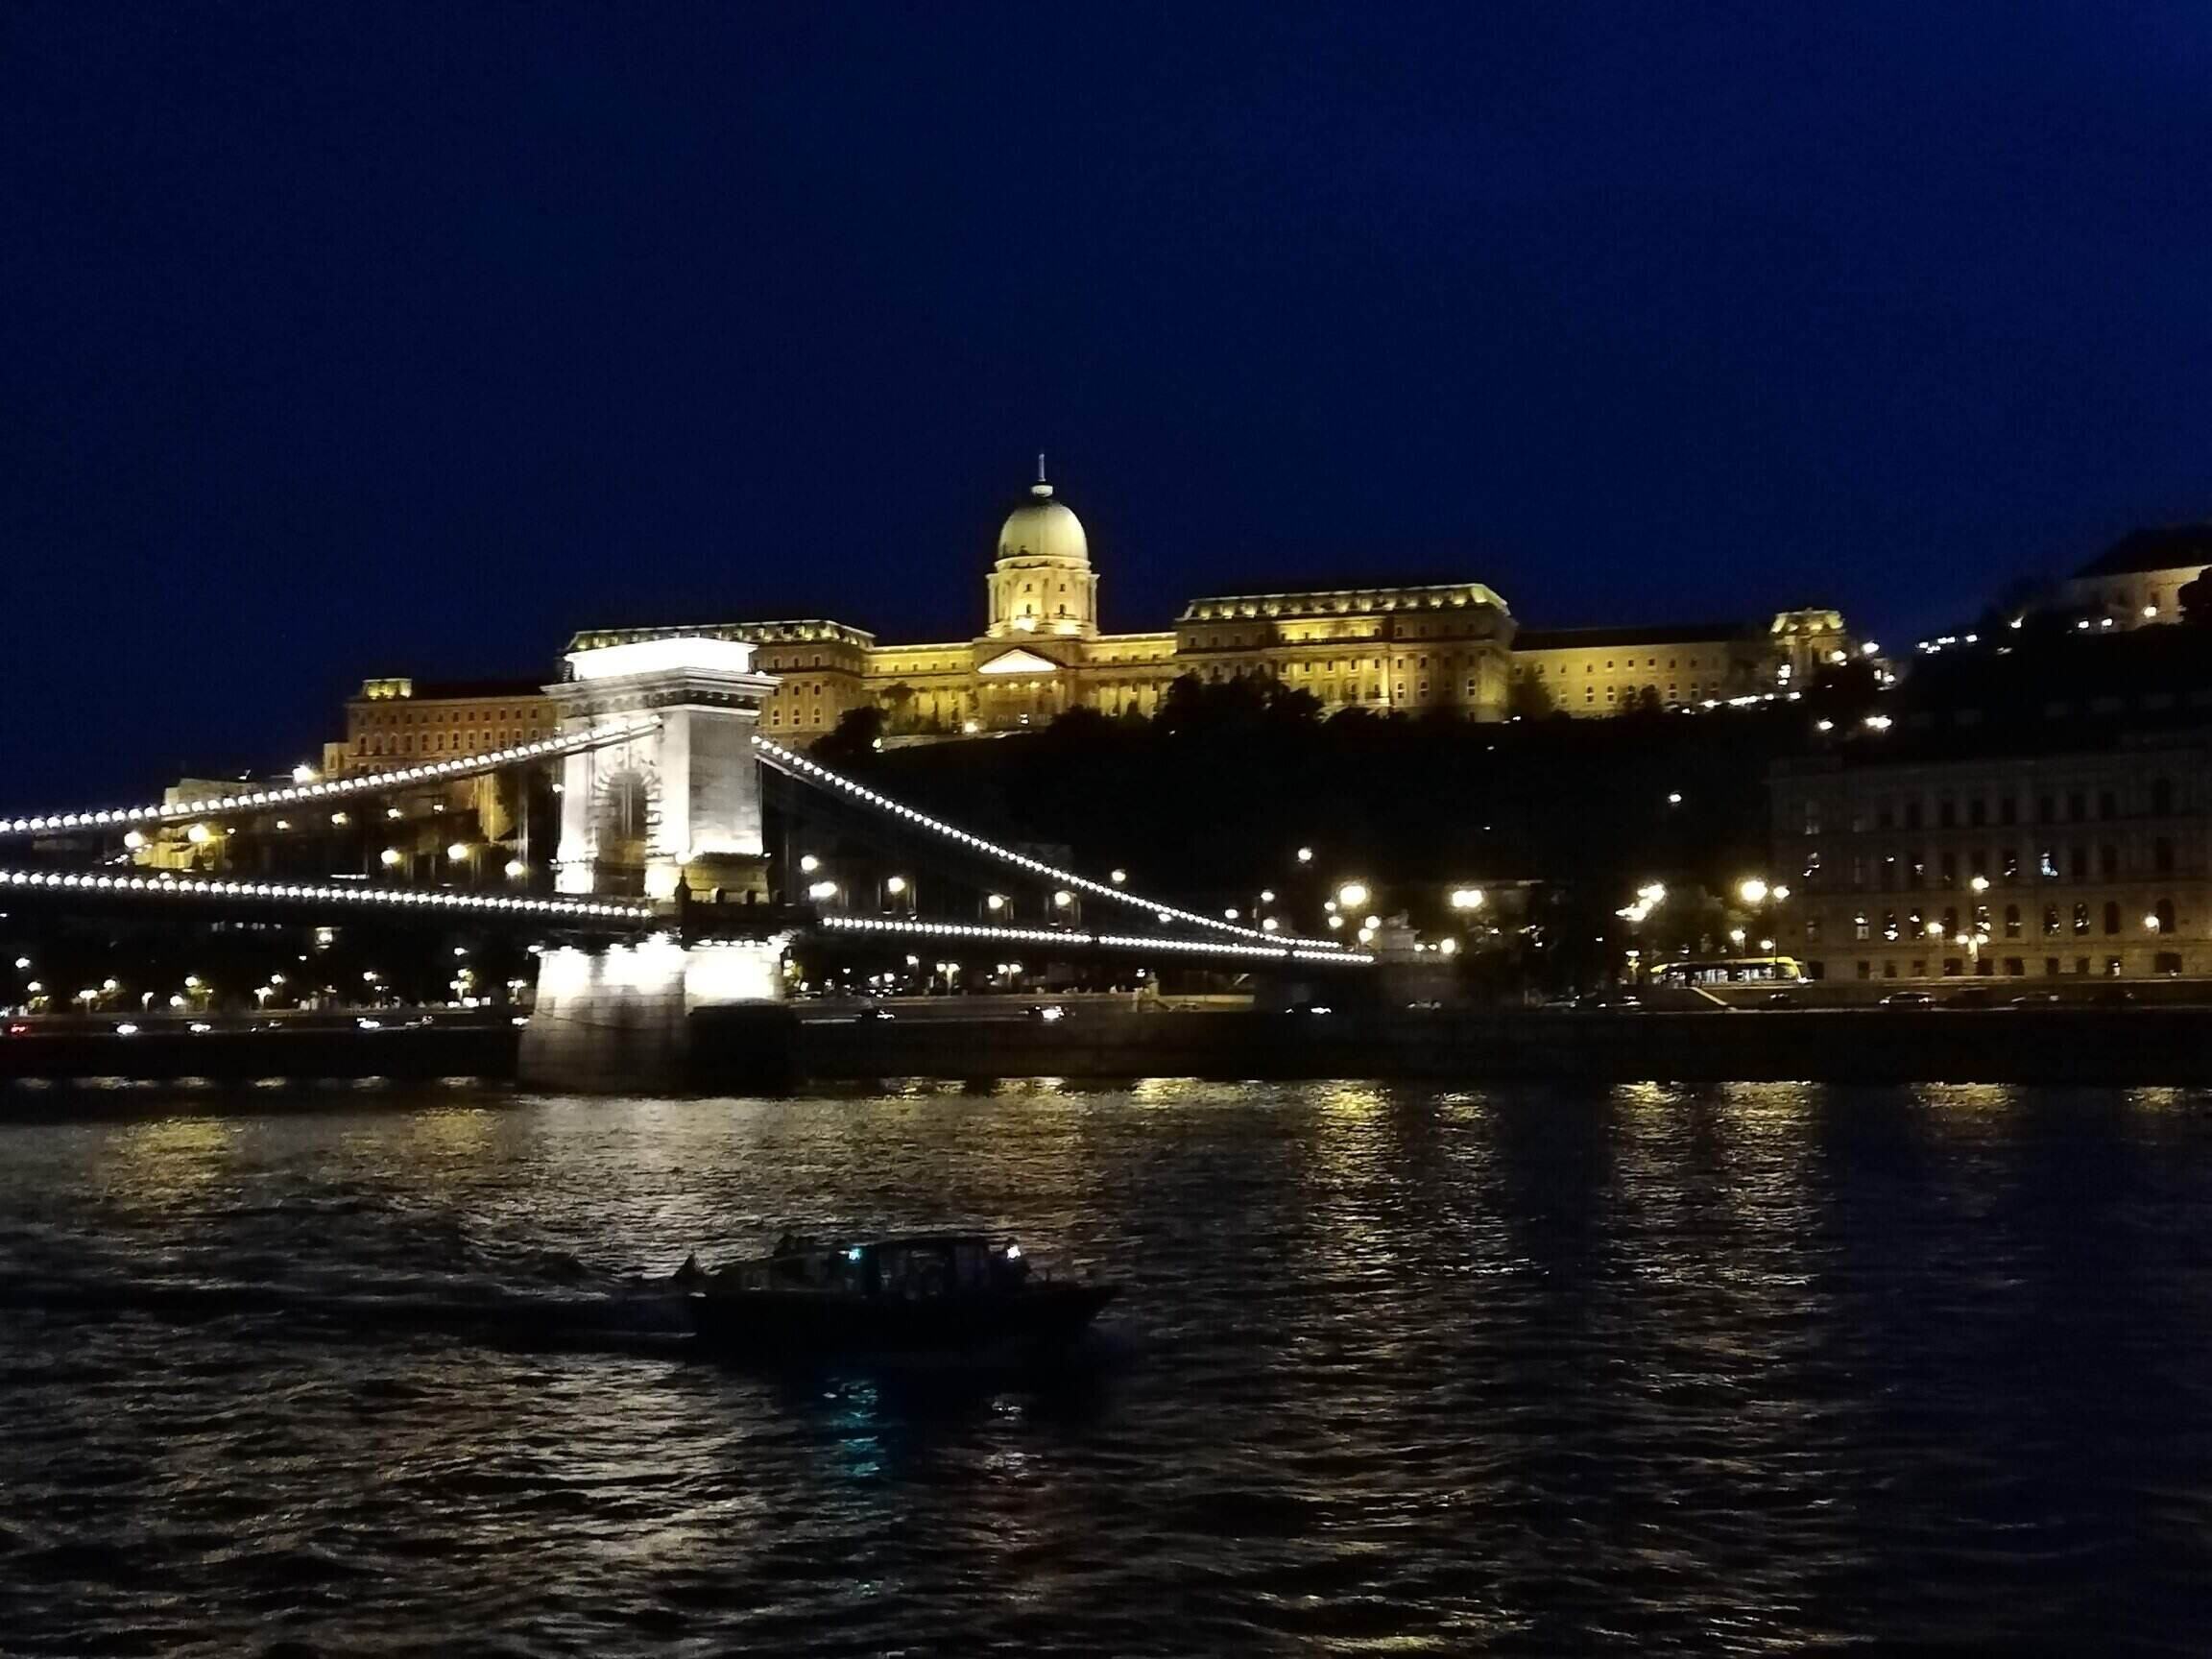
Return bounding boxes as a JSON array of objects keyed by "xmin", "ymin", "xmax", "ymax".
[{"xmin": 683, "ymin": 1232, "xmax": 1117, "ymax": 1362}]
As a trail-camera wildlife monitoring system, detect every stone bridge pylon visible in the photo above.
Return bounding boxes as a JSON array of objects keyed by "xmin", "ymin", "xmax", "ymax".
[
  {"xmin": 523, "ymin": 637, "xmax": 793, "ymax": 1091},
  {"xmin": 547, "ymin": 636, "xmax": 781, "ymax": 902}
]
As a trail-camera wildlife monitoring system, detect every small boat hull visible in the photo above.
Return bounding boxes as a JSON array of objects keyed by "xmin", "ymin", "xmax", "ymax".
[{"xmin": 687, "ymin": 1282, "xmax": 1117, "ymax": 1363}]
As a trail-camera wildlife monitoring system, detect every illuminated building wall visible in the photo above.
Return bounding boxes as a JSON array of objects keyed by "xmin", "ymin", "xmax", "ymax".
[
  {"xmin": 2061, "ymin": 525, "xmax": 2212, "ymax": 629},
  {"xmin": 1771, "ymin": 737, "xmax": 2212, "ymax": 982}
]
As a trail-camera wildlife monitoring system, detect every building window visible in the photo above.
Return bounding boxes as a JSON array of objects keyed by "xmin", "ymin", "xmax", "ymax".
[
  {"xmin": 2155, "ymin": 836, "xmax": 2175, "ymax": 874},
  {"xmin": 2155, "ymin": 951, "xmax": 2183, "ymax": 975},
  {"xmin": 2098, "ymin": 790, "xmax": 2118, "ymax": 820},
  {"xmin": 1942, "ymin": 958, "xmax": 1962, "ymax": 976},
  {"xmin": 1805, "ymin": 913, "xmax": 1822, "ymax": 943},
  {"xmin": 2073, "ymin": 902, "xmax": 2091, "ymax": 935},
  {"xmin": 1938, "ymin": 799, "xmax": 1957, "ymax": 829},
  {"xmin": 1882, "ymin": 909, "xmax": 1898, "ymax": 942},
  {"xmin": 1999, "ymin": 797, "xmax": 2017, "ymax": 827},
  {"xmin": 2067, "ymin": 790, "xmax": 2086, "ymax": 821},
  {"xmin": 2005, "ymin": 904, "xmax": 2021, "ymax": 939},
  {"xmin": 2154, "ymin": 898, "xmax": 2176, "ymax": 933},
  {"xmin": 1968, "ymin": 798, "xmax": 1986, "ymax": 828},
  {"xmin": 2045, "ymin": 957, "xmax": 2060, "ymax": 976},
  {"xmin": 1857, "ymin": 961, "xmax": 1872, "ymax": 980},
  {"xmin": 1941, "ymin": 907, "xmax": 1960, "ymax": 937},
  {"xmin": 1882, "ymin": 961, "xmax": 1897, "ymax": 977},
  {"xmin": 1853, "ymin": 912, "xmax": 1871, "ymax": 941}
]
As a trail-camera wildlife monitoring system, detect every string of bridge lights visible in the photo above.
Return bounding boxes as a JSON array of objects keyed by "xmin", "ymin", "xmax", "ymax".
[
  {"xmin": 0, "ymin": 719, "xmax": 664, "ymax": 840},
  {"xmin": 817, "ymin": 914, "xmax": 1372, "ymax": 966},
  {"xmin": 0, "ymin": 868, "xmax": 650, "ymax": 921},
  {"xmin": 753, "ymin": 735, "xmax": 1344, "ymax": 950}
]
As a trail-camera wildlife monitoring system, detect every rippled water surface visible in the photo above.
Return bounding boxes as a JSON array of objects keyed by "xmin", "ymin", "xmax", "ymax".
[{"xmin": 3, "ymin": 1080, "xmax": 2210, "ymax": 1656}]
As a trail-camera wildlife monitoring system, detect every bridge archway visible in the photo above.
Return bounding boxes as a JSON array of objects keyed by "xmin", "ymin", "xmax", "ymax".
[{"xmin": 549, "ymin": 637, "xmax": 780, "ymax": 901}]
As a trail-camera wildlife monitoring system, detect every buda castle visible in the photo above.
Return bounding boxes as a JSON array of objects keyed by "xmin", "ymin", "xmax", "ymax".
[
  {"xmin": 552, "ymin": 465, "xmax": 1846, "ymax": 744},
  {"xmin": 337, "ymin": 466, "xmax": 1850, "ymax": 771}
]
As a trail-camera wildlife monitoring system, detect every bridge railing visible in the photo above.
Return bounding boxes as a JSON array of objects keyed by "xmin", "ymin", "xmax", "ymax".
[
  {"xmin": 753, "ymin": 735, "xmax": 1348, "ymax": 953},
  {"xmin": 0, "ymin": 717, "xmax": 663, "ymax": 839}
]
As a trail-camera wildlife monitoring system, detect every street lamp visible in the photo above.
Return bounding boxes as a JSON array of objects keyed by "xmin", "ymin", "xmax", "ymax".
[
  {"xmin": 1296, "ymin": 847, "xmax": 1314, "ymax": 864},
  {"xmin": 799, "ymin": 854, "xmax": 821, "ymax": 874},
  {"xmin": 1449, "ymin": 887, "xmax": 1484, "ymax": 911},
  {"xmin": 1738, "ymin": 878, "xmax": 1768, "ymax": 905},
  {"xmin": 1111, "ymin": 868, "xmax": 1128, "ymax": 885},
  {"xmin": 1336, "ymin": 881, "xmax": 1370, "ymax": 910}
]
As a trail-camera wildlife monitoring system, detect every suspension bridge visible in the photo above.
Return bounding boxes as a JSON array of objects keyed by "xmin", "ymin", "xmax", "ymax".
[{"xmin": 1, "ymin": 635, "xmax": 1372, "ymax": 1086}]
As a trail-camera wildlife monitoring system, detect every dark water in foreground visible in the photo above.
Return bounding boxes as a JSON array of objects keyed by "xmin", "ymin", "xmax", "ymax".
[{"xmin": 1, "ymin": 1081, "xmax": 2209, "ymax": 1656}]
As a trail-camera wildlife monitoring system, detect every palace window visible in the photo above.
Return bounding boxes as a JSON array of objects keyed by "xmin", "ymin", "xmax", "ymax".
[
  {"xmin": 2073, "ymin": 902, "xmax": 2090, "ymax": 935},
  {"xmin": 2005, "ymin": 904, "xmax": 2022, "ymax": 939}
]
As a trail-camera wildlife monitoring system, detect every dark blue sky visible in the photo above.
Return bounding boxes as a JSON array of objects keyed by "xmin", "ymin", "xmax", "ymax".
[{"xmin": 4, "ymin": 3, "xmax": 2210, "ymax": 805}]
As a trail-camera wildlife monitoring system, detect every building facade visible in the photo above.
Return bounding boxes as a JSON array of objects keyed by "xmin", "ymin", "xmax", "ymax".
[
  {"xmin": 1770, "ymin": 734, "xmax": 2212, "ymax": 983},
  {"xmin": 564, "ymin": 468, "xmax": 1836, "ymax": 736},
  {"xmin": 2060, "ymin": 523, "xmax": 2212, "ymax": 628}
]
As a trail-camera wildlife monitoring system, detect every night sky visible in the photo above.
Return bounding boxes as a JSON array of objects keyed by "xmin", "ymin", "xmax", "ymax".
[{"xmin": 4, "ymin": 3, "xmax": 2210, "ymax": 808}]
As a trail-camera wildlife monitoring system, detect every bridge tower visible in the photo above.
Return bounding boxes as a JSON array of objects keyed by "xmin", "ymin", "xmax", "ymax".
[
  {"xmin": 522, "ymin": 637, "xmax": 794, "ymax": 1092},
  {"xmin": 546, "ymin": 636, "xmax": 780, "ymax": 901}
]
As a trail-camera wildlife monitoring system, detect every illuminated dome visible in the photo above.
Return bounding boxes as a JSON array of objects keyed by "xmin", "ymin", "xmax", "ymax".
[{"xmin": 998, "ymin": 475, "xmax": 1089, "ymax": 565}]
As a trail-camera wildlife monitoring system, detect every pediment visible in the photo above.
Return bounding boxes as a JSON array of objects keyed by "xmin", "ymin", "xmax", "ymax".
[{"xmin": 976, "ymin": 647, "xmax": 1064, "ymax": 676}]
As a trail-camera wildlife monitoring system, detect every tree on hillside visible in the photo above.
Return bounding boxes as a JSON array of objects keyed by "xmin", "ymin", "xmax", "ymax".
[
  {"xmin": 1507, "ymin": 676, "xmax": 1554, "ymax": 719},
  {"xmin": 811, "ymin": 705, "xmax": 885, "ymax": 767}
]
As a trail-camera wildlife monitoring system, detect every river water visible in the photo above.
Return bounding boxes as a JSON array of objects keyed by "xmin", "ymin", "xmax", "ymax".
[{"xmin": 1, "ymin": 1080, "xmax": 2207, "ymax": 1656}]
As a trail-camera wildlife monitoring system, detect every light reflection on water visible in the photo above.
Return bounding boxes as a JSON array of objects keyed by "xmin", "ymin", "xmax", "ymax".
[{"xmin": 0, "ymin": 1080, "xmax": 2208, "ymax": 1656}]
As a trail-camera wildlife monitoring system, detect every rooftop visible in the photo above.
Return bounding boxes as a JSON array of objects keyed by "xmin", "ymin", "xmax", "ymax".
[
  {"xmin": 1179, "ymin": 581, "xmax": 1507, "ymax": 622},
  {"xmin": 567, "ymin": 619, "xmax": 878, "ymax": 651},
  {"xmin": 351, "ymin": 677, "xmax": 548, "ymax": 703}
]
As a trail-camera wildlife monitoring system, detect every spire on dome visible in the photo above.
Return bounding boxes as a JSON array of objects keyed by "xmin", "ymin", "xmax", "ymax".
[{"xmin": 1032, "ymin": 452, "xmax": 1052, "ymax": 498}]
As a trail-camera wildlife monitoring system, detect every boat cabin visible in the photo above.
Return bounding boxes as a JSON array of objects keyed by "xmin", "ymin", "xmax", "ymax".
[{"xmin": 716, "ymin": 1233, "xmax": 1023, "ymax": 1299}]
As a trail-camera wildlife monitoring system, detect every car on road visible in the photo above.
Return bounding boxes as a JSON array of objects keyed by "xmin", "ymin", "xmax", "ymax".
[
  {"xmin": 857, "ymin": 1005, "xmax": 897, "ymax": 1022},
  {"xmin": 2009, "ymin": 992, "xmax": 2064, "ymax": 1009},
  {"xmin": 1026, "ymin": 1003, "xmax": 1069, "ymax": 1022},
  {"xmin": 1575, "ymin": 992, "xmax": 1643, "ymax": 1011},
  {"xmin": 1944, "ymin": 987, "xmax": 2001, "ymax": 1008},
  {"xmin": 1760, "ymin": 991, "xmax": 1803, "ymax": 1008},
  {"xmin": 1879, "ymin": 990, "xmax": 1936, "ymax": 1009}
]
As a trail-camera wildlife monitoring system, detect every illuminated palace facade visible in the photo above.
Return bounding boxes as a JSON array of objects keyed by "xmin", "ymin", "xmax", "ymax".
[{"xmin": 538, "ymin": 469, "xmax": 1847, "ymax": 743}]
